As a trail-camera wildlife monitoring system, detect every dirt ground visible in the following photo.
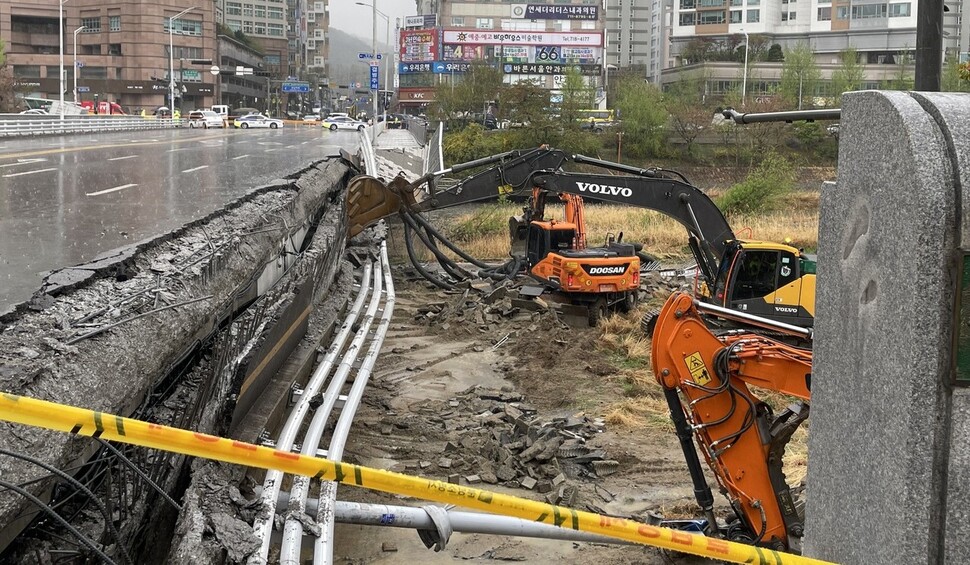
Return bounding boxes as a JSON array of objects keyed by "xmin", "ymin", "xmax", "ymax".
[{"xmin": 331, "ymin": 267, "xmax": 723, "ymax": 564}]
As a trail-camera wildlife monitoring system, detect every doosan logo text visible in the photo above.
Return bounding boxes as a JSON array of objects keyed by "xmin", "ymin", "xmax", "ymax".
[
  {"xmin": 575, "ymin": 182, "xmax": 633, "ymax": 198},
  {"xmin": 587, "ymin": 265, "xmax": 627, "ymax": 275}
]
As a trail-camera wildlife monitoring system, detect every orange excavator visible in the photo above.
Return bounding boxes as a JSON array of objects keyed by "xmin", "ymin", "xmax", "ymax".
[{"xmin": 650, "ymin": 290, "xmax": 812, "ymax": 552}]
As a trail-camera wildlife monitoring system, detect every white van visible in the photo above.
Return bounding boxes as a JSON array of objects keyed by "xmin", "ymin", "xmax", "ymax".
[{"xmin": 211, "ymin": 105, "xmax": 229, "ymax": 119}]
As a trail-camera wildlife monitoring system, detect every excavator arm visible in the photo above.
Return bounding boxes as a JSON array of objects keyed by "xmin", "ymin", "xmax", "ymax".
[{"xmin": 651, "ymin": 291, "xmax": 811, "ymax": 551}]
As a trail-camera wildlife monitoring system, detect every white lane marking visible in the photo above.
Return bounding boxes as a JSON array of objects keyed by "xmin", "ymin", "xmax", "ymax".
[
  {"xmin": 182, "ymin": 165, "xmax": 209, "ymax": 173},
  {"xmin": 0, "ymin": 158, "xmax": 48, "ymax": 168},
  {"xmin": 86, "ymin": 183, "xmax": 137, "ymax": 197},
  {"xmin": 232, "ymin": 154, "xmax": 250, "ymax": 160},
  {"xmin": 2, "ymin": 167, "xmax": 57, "ymax": 178},
  {"xmin": 107, "ymin": 155, "xmax": 138, "ymax": 161},
  {"xmin": 264, "ymin": 148, "xmax": 279, "ymax": 152}
]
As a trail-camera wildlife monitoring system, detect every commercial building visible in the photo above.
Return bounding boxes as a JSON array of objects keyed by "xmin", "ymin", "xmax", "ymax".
[
  {"xmin": 399, "ymin": 1, "xmax": 606, "ymax": 112},
  {"xmin": 2, "ymin": 0, "xmax": 216, "ymax": 111}
]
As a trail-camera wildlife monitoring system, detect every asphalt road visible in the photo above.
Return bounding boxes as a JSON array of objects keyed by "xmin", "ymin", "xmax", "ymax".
[{"xmin": 0, "ymin": 125, "xmax": 362, "ymax": 315}]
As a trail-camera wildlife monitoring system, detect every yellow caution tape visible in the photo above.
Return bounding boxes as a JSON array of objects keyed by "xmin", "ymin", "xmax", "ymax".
[{"xmin": 0, "ymin": 392, "xmax": 835, "ymax": 565}]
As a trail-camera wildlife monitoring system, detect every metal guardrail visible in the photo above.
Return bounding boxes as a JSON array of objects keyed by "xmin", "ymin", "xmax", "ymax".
[
  {"xmin": 0, "ymin": 114, "xmax": 179, "ymax": 137},
  {"xmin": 424, "ymin": 121, "xmax": 444, "ymax": 175}
]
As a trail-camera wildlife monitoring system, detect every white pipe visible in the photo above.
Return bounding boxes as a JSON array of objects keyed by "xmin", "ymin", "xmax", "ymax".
[
  {"xmin": 313, "ymin": 243, "xmax": 395, "ymax": 565},
  {"xmin": 272, "ymin": 499, "xmax": 632, "ymax": 546},
  {"xmin": 278, "ymin": 252, "xmax": 387, "ymax": 564},
  {"xmin": 248, "ymin": 261, "xmax": 375, "ymax": 564}
]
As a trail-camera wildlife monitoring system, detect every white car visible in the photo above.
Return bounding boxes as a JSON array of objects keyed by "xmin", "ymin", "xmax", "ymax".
[
  {"xmin": 233, "ymin": 113, "xmax": 284, "ymax": 129},
  {"xmin": 302, "ymin": 114, "xmax": 321, "ymax": 123},
  {"xmin": 188, "ymin": 110, "xmax": 225, "ymax": 128},
  {"xmin": 20, "ymin": 108, "xmax": 49, "ymax": 115},
  {"xmin": 322, "ymin": 116, "xmax": 367, "ymax": 131}
]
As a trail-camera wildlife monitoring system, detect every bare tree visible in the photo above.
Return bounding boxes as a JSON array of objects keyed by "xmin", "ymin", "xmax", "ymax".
[{"xmin": 0, "ymin": 40, "xmax": 18, "ymax": 113}]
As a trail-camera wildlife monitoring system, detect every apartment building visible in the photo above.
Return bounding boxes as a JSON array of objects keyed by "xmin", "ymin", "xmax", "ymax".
[
  {"xmin": 220, "ymin": 0, "xmax": 288, "ymax": 76},
  {"xmin": 1, "ymin": 0, "xmax": 216, "ymax": 111},
  {"xmin": 399, "ymin": 0, "xmax": 605, "ymax": 110}
]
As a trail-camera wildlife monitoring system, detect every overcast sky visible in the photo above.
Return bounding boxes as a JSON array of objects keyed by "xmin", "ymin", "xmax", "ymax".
[{"xmin": 330, "ymin": 0, "xmax": 418, "ymax": 44}]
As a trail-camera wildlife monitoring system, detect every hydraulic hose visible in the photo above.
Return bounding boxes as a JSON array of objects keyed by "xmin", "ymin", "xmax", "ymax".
[
  {"xmin": 402, "ymin": 217, "xmax": 454, "ymax": 291},
  {"xmin": 423, "ymin": 225, "xmax": 474, "ymax": 281},
  {"xmin": 407, "ymin": 209, "xmax": 492, "ymax": 269},
  {"xmin": 400, "ymin": 211, "xmax": 470, "ymax": 282},
  {"xmin": 663, "ymin": 388, "xmax": 719, "ymax": 536}
]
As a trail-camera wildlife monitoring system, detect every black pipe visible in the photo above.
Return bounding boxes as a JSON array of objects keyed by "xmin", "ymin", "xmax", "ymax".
[
  {"xmin": 400, "ymin": 211, "xmax": 472, "ymax": 279},
  {"xmin": 402, "ymin": 218, "xmax": 454, "ymax": 291},
  {"xmin": 663, "ymin": 387, "xmax": 719, "ymax": 535},
  {"xmin": 408, "ymin": 209, "xmax": 492, "ymax": 269},
  {"xmin": 423, "ymin": 225, "xmax": 473, "ymax": 281},
  {"xmin": 722, "ymin": 108, "xmax": 841, "ymax": 124}
]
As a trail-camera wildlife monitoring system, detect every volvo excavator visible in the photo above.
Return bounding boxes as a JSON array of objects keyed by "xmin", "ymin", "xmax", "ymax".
[{"xmin": 346, "ymin": 146, "xmax": 816, "ymax": 327}]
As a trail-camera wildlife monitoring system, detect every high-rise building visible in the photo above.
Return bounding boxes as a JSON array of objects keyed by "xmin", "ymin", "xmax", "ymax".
[
  {"xmin": 220, "ymin": 0, "xmax": 288, "ymax": 78},
  {"xmin": 1, "ymin": 0, "xmax": 216, "ymax": 111}
]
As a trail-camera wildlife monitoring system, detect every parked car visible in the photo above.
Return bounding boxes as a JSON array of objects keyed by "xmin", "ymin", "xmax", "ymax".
[
  {"xmin": 229, "ymin": 107, "xmax": 260, "ymax": 121},
  {"xmin": 302, "ymin": 114, "xmax": 322, "ymax": 123},
  {"xmin": 188, "ymin": 110, "xmax": 225, "ymax": 128},
  {"xmin": 233, "ymin": 114, "xmax": 284, "ymax": 129},
  {"xmin": 322, "ymin": 116, "xmax": 367, "ymax": 131},
  {"xmin": 19, "ymin": 108, "xmax": 48, "ymax": 115}
]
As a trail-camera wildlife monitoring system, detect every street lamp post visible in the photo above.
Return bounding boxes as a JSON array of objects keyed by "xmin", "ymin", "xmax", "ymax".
[
  {"xmin": 59, "ymin": 0, "xmax": 68, "ymax": 121},
  {"xmin": 741, "ymin": 29, "xmax": 749, "ymax": 107},
  {"xmin": 73, "ymin": 26, "xmax": 85, "ymax": 103},
  {"xmin": 604, "ymin": 63, "xmax": 617, "ymax": 108},
  {"xmin": 169, "ymin": 6, "xmax": 197, "ymax": 114},
  {"xmin": 355, "ymin": 1, "xmax": 386, "ymax": 123}
]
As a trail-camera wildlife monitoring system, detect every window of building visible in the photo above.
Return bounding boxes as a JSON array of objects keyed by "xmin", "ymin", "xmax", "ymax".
[
  {"xmin": 731, "ymin": 0, "xmax": 743, "ymax": 5},
  {"xmin": 307, "ymin": 12, "xmax": 315, "ymax": 22},
  {"xmin": 115, "ymin": 67, "xmax": 123, "ymax": 79},
  {"xmin": 580, "ymin": 20, "xmax": 595, "ymax": 30},
  {"xmin": 699, "ymin": 10, "xmax": 725, "ymax": 24},
  {"xmin": 268, "ymin": 23, "xmax": 284, "ymax": 36},
  {"xmin": 243, "ymin": 4, "xmax": 254, "ymax": 16},
  {"xmin": 255, "ymin": 6, "xmax": 266, "ymax": 18},
  {"xmin": 314, "ymin": 28, "xmax": 324, "ymax": 39},
  {"xmin": 747, "ymin": 0, "xmax": 759, "ymax": 5},
  {"xmin": 680, "ymin": 0, "xmax": 695, "ymax": 8},
  {"xmin": 781, "ymin": 10, "xmax": 796, "ymax": 20},
  {"xmin": 109, "ymin": 15, "xmax": 121, "ymax": 31},
  {"xmin": 836, "ymin": 6, "xmax": 849, "ymax": 18},
  {"xmin": 747, "ymin": 9, "xmax": 760, "ymax": 22},
  {"xmin": 679, "ymin": 12, "xmax": 697, "ymax": 25},
  {"xmin": 13, "ymin": 65, "xmax": 41, "ymax": 78},
  {"xmin": 851, "ymin": 4, "xmax": 887, "ymax": 18},
  {"xmin": 80, "ymin": 66, "xmax": 107, "ymax": 79},
  {"xmin": 83, "ymin": 44, "xmax": 101, "ymax": 55},
  {"xmin": 314, "ymin": 2, "xmax": 324, "ymax": 12},
  {"xmin": 730, "ymin": 10, "xmax": 742, "ymax": 22},
  {"xmin": 698, "ymin": 0, "xmax": 724, "ymax": 7},
  {"xmin": 889, "ymin": 2, "xmax": 911, "ymax": 17},
  {"xmin": 265, "ymin": 54, "xmax": 280, "ymax": 65},
  {"xmin": 307, "ymin": 39, "xmax": 316, "ymax": 50},
  {"xmin": 476, "ymin": 18, "xmax": 493, "ymax": 28},
  {"xmin": 165, "ymin": 19, "xmax": 202, "ymax": 35},
  {"xmin": 227, "ymin": 2, "xmax": 242, "ymax": 15},
  {"xmin": 108, "ymin": 43, "xmax": 122, "ymax": 55},
  {"xmin": 243, "ymin": 21, "xmax": 253, "ymax": 33},
  {"xmin": 817, "ymin": 7, "xmax": 831, "ymax": 20},
  {"xmin": 81, "ymin": 17, "xmax": 101, "ymax": 32},
  {"xmin": 817, "ymin": 0, "xmax": 830, "ymax": 3},
  {"xmin": 227, "ymin": 19, "xmax": 242, "ymax": 31},
  {"xmin": 269, "ymin": 7, "xmax": 284, "ymax": 20},
  {"xmin": 254, "ymin": 22, "xmax": 266, "ymax": 35},
  {"xmin": 314, "ymin": 56, "xmax": 324, "ymax": 66},
  {"xmin": 46, "ymin": 66, "xmax": 73, "ymax": 79}
]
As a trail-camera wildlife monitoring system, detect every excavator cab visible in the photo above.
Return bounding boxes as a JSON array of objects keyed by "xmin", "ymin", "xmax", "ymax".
[
  {"xmin": 713, "ymin": 241, "xmax": 815, "ymax": 327},
  {"xmin": 525, "ymin": 221, "xmax": 576, "ymax": 267}
]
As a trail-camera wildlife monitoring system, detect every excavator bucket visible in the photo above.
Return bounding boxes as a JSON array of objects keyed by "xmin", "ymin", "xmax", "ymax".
[{"xmin": 346, "ymin": 175, "xmax": 421, "ymax": 238}]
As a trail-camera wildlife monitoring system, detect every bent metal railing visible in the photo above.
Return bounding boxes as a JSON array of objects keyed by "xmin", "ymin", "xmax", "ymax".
[{"xmin": 0, "ymin": 114, "xmax": 180, "ymax": 137}]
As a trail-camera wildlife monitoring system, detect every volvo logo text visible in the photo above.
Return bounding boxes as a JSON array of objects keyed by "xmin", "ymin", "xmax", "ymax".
[
  {"xmin": 774, "ymin": 306, "xmax": 798, "ymax": 313},
  {"xmin": 575, "ymin": 182, "xmax": 633, "ymax": 198}
]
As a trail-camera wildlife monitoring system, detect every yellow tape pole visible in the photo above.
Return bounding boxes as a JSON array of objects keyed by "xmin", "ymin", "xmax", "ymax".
[{"xmin": 0, "ymin": 393, "xmax": 835, "ymax": 565}]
